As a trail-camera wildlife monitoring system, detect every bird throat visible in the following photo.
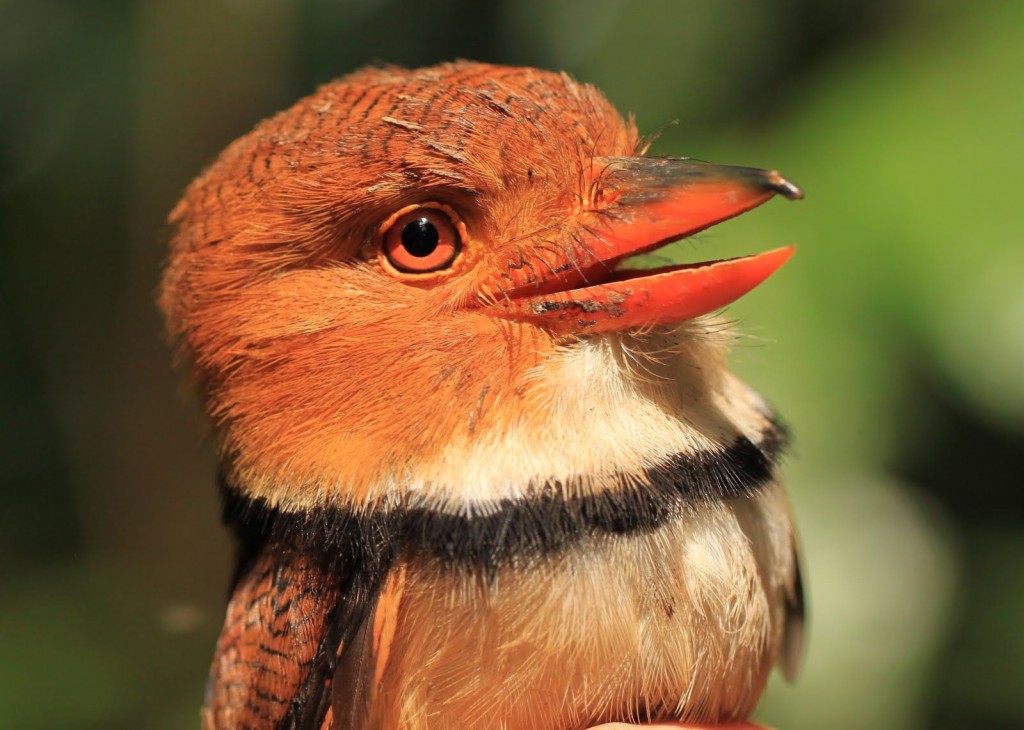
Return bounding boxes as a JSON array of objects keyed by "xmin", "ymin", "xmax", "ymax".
[{"xmin": 221, "ymin": 322, "xmax": 787, "ymax": 572}]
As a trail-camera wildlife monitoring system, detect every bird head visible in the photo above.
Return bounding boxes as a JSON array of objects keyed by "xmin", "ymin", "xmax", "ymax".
[{"xmin": 161, "ymin": 62, "xmax": 801, "ymax": 512}]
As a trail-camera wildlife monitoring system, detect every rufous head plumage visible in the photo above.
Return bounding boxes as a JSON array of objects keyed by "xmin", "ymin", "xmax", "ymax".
[{"xmin": 161, "ymin": 61, "xmax": 798, "ymax": 511}]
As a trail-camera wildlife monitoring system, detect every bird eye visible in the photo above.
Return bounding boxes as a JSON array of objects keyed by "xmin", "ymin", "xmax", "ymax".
[{"xmin": 381, "ymin": 205, "xmax": 462, "ymax": 274}]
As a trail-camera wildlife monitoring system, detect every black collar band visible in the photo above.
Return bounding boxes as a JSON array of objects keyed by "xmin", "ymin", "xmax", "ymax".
[{"xmin": 223, "ymin": 425, "xmax": 786, "ymax": 574}]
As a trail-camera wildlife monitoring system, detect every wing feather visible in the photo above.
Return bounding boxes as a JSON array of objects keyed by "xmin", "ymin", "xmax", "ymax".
[
  {"xmin": 201, "ymin": 549, "xmax": 341, "ymax": 729},
  {"xmin": 779, "ymin": 539, "xmax": 806, "ymax": 682}
]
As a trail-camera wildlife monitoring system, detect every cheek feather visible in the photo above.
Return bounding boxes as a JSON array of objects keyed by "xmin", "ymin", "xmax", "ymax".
[{"xmin": 211, "ymin": 297, "xmax": 555, "ymax": 506}]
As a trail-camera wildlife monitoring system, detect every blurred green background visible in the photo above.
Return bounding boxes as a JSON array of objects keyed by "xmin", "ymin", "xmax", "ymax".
[{"xmin": 2, "ymin": 1, "xmax": 1022, "ymax": 728}]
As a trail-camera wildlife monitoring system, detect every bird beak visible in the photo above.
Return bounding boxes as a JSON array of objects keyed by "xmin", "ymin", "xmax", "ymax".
[{"xmin": 484, "ymin": 157, "xmax": 803, "ymax": 335}]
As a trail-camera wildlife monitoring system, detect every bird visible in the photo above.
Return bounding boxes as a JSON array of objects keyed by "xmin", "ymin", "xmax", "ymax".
[{"xmin": 160, "ymin": 61, "xmax": 805, "ymax": 730}]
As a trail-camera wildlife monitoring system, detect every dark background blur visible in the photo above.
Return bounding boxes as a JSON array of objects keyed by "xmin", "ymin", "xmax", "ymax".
[{"xmin": 2, "ymin": 1, "xmax": 1023, "ymax": 728}]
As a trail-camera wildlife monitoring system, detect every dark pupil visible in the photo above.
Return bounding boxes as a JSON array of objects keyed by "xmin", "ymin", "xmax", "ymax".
[{"xmin": 400, "ymin": 218, "xmax": 439, "ymax": 257}]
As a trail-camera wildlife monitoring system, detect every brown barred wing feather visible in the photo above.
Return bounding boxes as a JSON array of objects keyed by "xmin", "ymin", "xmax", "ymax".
[{"xmin": 201, "ymin": 549, "xmax": 341, "ymax": 729}]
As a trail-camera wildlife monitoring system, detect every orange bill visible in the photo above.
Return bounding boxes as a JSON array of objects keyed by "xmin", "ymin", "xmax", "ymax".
[{"xmin": 485, "ymin": 156, "xmax": 802, "ymax": 335}]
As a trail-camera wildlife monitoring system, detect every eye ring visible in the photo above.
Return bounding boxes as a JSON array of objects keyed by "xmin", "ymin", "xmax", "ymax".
[{"xmin": 379, "ymin": 204, "xmax": 463, "ymax": 276}]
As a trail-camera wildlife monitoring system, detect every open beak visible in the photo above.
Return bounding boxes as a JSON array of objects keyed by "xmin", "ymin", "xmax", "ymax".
[{"xmin": 484, "ymin": 156, "xmax": 802, "ymax": 335}]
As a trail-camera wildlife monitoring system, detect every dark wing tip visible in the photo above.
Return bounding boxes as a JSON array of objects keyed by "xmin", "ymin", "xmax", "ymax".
[{"xmin": 779, "ymin": 541, "xmax": 807, "ymax": 682}]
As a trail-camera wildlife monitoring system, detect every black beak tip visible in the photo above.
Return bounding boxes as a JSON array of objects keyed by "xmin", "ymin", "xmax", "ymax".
[{"xmin": 765, "ymin": 171, "xmax": 804, "ymax": 201}]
